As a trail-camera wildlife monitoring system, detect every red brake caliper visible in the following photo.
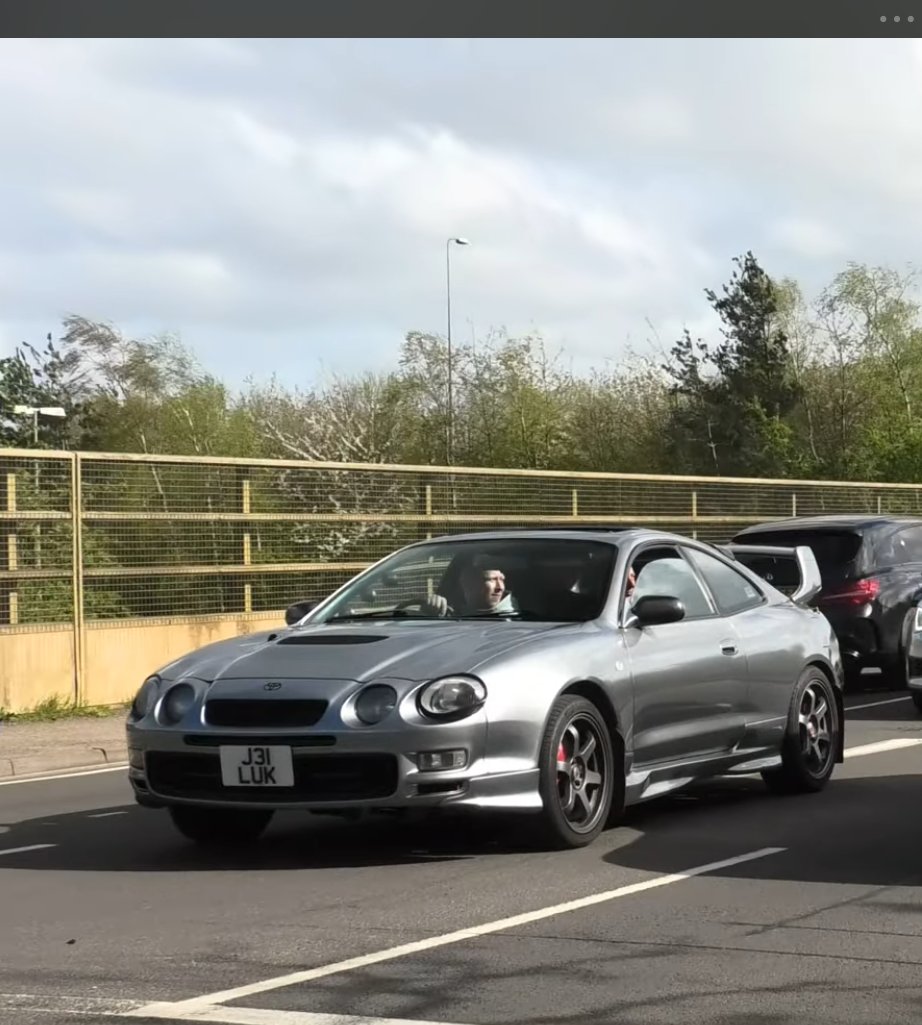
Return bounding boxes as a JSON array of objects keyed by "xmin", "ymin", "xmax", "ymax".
[{"xmin": 557, "ymin": 743, "xmax": 567, "ymax": 764}]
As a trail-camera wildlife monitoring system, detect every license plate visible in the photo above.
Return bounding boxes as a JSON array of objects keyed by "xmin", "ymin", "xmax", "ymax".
[{"xmin": 219, "ymin": 745, "xmax": 295, "ymax": 788}]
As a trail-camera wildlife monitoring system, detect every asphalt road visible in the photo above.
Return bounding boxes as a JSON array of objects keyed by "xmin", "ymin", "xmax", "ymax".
[{"xmin": 2, "ymin": 688, "xmax": 922, "ymax": 1025}]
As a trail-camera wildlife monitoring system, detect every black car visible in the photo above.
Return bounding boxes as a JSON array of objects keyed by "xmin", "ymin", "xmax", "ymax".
[{"xmin": 731, "ymin": 515, "xmax": 922, "ymax": 688}]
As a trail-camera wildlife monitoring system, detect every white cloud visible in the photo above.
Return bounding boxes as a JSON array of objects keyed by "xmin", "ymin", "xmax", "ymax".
[{"xmin": 1, "ymin": 38, "xmax": 922, "ymax": 385}]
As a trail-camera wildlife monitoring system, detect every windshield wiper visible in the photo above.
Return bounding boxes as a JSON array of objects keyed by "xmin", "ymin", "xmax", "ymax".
[
  {"xmin": 323, "ymin": 610, "xmax": 435, "ymax": 622},
  {"xmin": 457, "ymin": 609, "xmax": 547, "ymax": 621}
]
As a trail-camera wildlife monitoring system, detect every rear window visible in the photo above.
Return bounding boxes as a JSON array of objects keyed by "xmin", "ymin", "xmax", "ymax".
[{"xmin": 734, "ymin": 529, "xmax": 863, "ymax": 583}]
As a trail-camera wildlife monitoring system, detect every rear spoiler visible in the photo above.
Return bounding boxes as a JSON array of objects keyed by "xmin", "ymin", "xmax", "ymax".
[{"xmin": 717, "ymin": 544, "xmax": 822, "ymax": 607}]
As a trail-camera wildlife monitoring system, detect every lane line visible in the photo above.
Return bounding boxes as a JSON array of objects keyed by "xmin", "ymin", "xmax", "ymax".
[
  {"xmin": 0, "ymin": 843, "xmax": 56, "ymax": 857},
  {"xmin": 843, "ymin": 737, "xmax": 922, "ymax": 759},
  {"xmin": 0, "ymin": 993, "xmax": 141, "ymax": 1016},
  {"xmin": 846, "ymin": 695, "xmax": 912, "ymax": 712},
  {"xmin": 88, "ymin": 810, "xmax": 128, "ymax": 819},
  {"xmin": 125, "ymin": 846, "xmax": 785, "ymax": 1018},
  {"xmin": 0, "ymin": 763, "xmax": 128, "ymax": 787}
]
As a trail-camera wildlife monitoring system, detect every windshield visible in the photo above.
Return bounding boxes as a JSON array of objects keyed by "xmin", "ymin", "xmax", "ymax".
[{"xmin": 308, "ymin": 537, "xmax": 618, "ymax": 625}]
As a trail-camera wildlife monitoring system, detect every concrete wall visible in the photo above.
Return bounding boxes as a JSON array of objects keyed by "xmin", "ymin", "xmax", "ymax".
[{"xmin": 0, "ymin": 611, "xmax": 282, "ymax": 712}]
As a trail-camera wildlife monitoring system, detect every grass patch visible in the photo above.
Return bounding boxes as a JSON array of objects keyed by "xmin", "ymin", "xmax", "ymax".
[{"xmin": 0, "ymin": 695, "xmax": 129, "ymax": 723}]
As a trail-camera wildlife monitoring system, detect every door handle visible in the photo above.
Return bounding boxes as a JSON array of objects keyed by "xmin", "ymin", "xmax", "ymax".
[{"xmin": 720, "ymin": 641, "xmax": 738, "ymax": 656}]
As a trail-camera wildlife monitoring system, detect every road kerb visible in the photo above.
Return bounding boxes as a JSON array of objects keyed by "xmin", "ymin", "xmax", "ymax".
[{"xmin": 0, "ymin": 745, "xmax": 126, "ymax": 778}]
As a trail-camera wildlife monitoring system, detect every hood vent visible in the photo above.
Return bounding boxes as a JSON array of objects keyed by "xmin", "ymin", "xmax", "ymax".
[{"xmin": 277, "ymin": 633, "xmax": 388, "ymax": 646}]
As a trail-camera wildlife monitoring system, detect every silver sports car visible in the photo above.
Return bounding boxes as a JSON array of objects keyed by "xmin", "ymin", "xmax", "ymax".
[{"xmin": 126, "ymin": 527, "xmax": 845, "ymax": 850}]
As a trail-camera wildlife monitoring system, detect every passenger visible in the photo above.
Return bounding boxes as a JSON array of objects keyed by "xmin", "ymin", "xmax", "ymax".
[{"xmin": 426, "ymin": 558, "xmax": 518, "ymax": 617}]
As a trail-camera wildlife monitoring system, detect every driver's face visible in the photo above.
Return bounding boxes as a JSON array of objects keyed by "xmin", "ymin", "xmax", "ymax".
[{"xmin": 464, "ymin": 568, "xmax": 505, "ymax": 608}]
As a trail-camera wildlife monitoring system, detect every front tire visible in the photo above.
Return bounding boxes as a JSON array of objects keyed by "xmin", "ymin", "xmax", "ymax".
[
  {"xmin": 761, "ymin": 667, "xmax": 839, "ymax": 796},
  {"xmin": 534, "ymin": 695, "xmax": 617, "ymax": 849},
  {"xmin": 168, "ymin": 805, "xmax": 274, "ymax": 847}
]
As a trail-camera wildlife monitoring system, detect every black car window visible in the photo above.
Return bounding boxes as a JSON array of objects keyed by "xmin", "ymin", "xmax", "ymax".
[
  {"xmin": 630, "ymin": 546, "xmax": 714, "ymax": 619},
  {"xmin": 733, "ymin": 529, "xmax": 863, "ymax": 584},
  {"xmin": 685, "ymin": 547, "xmax": 764, "ymax": 616},
  {"xmin": 887, "ymin": 526, "xmax": 922, "ymax": 564}
]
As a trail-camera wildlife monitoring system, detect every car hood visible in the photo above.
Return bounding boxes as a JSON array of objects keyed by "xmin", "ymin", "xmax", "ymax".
[{"xmin": 156, "ymin": 619, "xmax": 573, "ymax": 685}]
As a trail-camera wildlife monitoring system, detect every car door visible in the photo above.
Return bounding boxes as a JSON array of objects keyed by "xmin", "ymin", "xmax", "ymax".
[
  {"xmin": 684, "ymin": 544, "xmax": 797, "ymax": 735},
  {"xmin": 624, "ymin": 543, "xmax": 749, "ymax": 767}
]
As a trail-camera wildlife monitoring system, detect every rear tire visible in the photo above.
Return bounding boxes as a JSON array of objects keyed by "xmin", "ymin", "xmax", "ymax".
[
  {"xmin": 761, "ymin": 667, "xmax": 839, "ymax": 796},
  {"xmin": 884, "ymin": 609, "xmax": 916, "ymax": 690},
  {"xmin": 533, "ymin": 695, "xmax": 617, "ymax": 850},
  {"xmin": 168, "ymin": 805, "xmax": 274, "ymax": 847}
]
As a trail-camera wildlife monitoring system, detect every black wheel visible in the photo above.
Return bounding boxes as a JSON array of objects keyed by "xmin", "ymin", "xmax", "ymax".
[
  {"xmin": 167, "ymin": 805, "xmax": 274, "ymax": 847},
  {"xmin": 761, "ymin": 668, "xmax": 839, "ymax": 796},
  {"xmin": 884, "ymin": 609, "xmax": 916, "ymax": 690},
  {"xmin": 534, "ymin": 695, "xmax": 617, "ymax": 849}
]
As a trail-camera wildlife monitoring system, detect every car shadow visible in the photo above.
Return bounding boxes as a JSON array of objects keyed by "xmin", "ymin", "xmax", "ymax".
[
  {"xmin": 608, "ymin": 771, "xmax": 922, "ymax": 889},
  {"xmin": 2, "ymin": 765, "xmax": 922, "ymax": 885},
  {"xmin": 845, "ymin": 687, "xmax": 921, "ymax": 723},
  {"xmin": 0, "ymin": 801, "xmax": 546, "ymax": 872}
]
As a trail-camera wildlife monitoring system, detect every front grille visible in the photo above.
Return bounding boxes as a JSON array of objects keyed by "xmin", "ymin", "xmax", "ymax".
[
  {"xmin": 203, "ymin": 699, "xmax": 327, "ymax": 728},
  {"xmin": 145, "ymin": 751, "xmax": 399, "ymax": 803}
]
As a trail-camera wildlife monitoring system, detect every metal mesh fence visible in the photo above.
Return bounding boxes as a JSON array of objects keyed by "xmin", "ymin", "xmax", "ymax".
[
  {"xmin": 1, "ymin": 448, "xmax": 921, "ymax": 625},
  {"xmin": 0, "ymin": 452, "xmax": 75, "ymax": 626}
]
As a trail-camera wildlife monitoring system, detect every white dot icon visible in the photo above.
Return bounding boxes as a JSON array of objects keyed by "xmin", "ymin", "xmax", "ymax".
[
  {"xmin": 895, "ymin": 14, "xmax": 901, "ymax": 19},
  {"xmin": 881, "ymin": 14, "xmax": 887, "ymax": 19}
]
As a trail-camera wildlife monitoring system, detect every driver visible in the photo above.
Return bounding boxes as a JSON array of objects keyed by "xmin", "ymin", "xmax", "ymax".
[{"xmin": 426, "ymin": 558, "xmax": 518, "ymax": 617}]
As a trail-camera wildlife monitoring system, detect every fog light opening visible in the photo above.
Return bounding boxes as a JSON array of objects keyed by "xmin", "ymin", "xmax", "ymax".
[{"xmin": 417, "ymin": 749, "xmax": 468, "ymax": 771}]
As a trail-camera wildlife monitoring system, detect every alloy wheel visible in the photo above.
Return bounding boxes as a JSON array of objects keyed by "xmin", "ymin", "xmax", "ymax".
[
  {"xmin": 798, "ymin": 680, "xmax": 834, "ymax": 777},
  {"xmin": 555, "ymin": 713, "xmax": 609, "ymax": 834}
]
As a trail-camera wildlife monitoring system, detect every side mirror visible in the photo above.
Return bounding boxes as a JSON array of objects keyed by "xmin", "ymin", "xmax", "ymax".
[
  {"xmin": 630, "ymin": 594, "xmax": 686, "ymax": 627},
  {"xmin": 285, "ymin": 599, "xmax": 319, "ymax": 626}
]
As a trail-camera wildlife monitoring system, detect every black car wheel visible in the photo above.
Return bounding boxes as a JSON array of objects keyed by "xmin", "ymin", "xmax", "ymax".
[
  {"xmin": 534, "ymin": 695, "xmax": 617, "ymax": 849},
  {"xmin": 168, "ymin": 805, "xmax": 274, "ymax": 847},
  {"xmin": 761, "ymin": 667, "xmax": 839, "ymax": 796},
  {"xmin": 889, "ymin": 608, "xmax": 918, "ymax": 690}
]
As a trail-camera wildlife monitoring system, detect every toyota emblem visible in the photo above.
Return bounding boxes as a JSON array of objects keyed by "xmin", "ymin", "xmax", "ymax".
[{"xmin": 263, "ymin": 681, "xmax": 282, "ymax": 691}]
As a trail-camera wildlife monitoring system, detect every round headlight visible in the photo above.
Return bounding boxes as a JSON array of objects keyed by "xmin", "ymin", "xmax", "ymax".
[
  {"xmin": 417, "ymin": 676, "xmax": 487, "ymax": 719},
  {"xmin": 355, "ymin": 684, "xmax": 398, "ymax": 725},
  {"xmin": 159, "ymin": 682, "xmax": 197, "ymax": 725},
  {"xmin": 131, "ymin": 675, "xmax": 161, "ymax": 719}
]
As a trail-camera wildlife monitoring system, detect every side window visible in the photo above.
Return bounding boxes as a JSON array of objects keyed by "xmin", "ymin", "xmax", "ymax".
[
  {"xmin": 893, "ymin": 527, "xmax": 922, "ymax": 563},
  {"xmin": 630, "ymin": 545, "xmax": 714, "ymax": 619},
  {"xmin": 685, "ymin": 547, "xmax": 764, "ymax": 616}
]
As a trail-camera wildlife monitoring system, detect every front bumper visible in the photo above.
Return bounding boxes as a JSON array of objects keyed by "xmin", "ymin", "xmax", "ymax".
[{"xmin": 127, "ymin": 722, "xmax": 542, "ymax": 814}]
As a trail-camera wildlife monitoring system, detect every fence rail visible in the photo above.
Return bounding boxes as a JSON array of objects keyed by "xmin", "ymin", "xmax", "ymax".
[{"xmin": 1, "ymin": 447, "xmax": 920, "ymax": 711}]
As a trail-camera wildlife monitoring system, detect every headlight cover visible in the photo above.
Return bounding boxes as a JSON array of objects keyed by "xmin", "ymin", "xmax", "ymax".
[
  {"xmin": 914, "ymin": 606, "xmax": 922, "ymax": 633},
  {"xmin": 159, "ymin": 682, "xmax": 197, "ymax": 725},
  {"xmin": 417, "ymin": 675, "xmax": 487, "ymax": 720},
  {"xmin": 354, "ymin": 684, "xmax": 398, "ymax": 725},
  {"xmin": 130, "ymin": 675, "xmax": 161, "ymax": 720}
]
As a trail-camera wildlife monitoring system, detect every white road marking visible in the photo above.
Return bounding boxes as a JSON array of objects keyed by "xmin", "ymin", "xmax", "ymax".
[
  {"xmin": 0, "ymin": 993, "xmax": 141, "ymax": 1016},
  {"xmin": 88, "ymin": 810, "xmax": 128, "ymax": 819},
  {"xmin": 844, "ymin": 737, "xmax": 922, "ymax": 758},
  {"xmin": 0, "ymin": 763, "xmax": 128, "ymax": 787},
  {"xmin": 846, "ymin": 695, "xmax": 913, "ymax": 712},
  {"xmin": 126, "ymin": 846, "xmax": 785, "ymax": 1019},
  {"xmin": 0, "ymin": 843, "xmax": 56, "ymax": 857}
]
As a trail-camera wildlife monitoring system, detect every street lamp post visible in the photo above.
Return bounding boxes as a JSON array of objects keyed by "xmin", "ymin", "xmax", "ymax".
[
  {"xmin": 13, "ymin": 404, "xmax": 66, "ymax": 446},
  {"xmin": 445, "ymin": 236, "xmax": 470, "ymax": 465}
]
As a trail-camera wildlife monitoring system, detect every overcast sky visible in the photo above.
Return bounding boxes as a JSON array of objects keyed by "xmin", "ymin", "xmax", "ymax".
[{"xmin": 1, "ymin": 38, "xmax": 922, "ymax": 387}]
